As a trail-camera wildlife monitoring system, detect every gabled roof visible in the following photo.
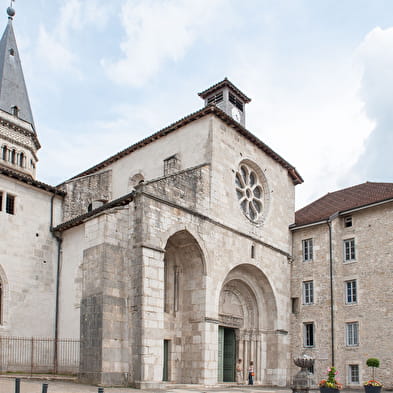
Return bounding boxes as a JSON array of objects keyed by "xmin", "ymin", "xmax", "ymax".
[
  {"xmin": 294, "ymin": 182, "xmax": 393, "ymax": 227},
  {"xmin": 0, "ymin": 18, "xmax": 35, "ymax": 130},
  {"xmin": 65, "ymin": 104, "xmax": 303, "ymax": 185},
  {"xmin": 198, "ymin": 77, "xmax": 251, "ymax": 103},
  {"xmin": 0, "ymin": 166, "xmax": 65, "ymax": 195}
]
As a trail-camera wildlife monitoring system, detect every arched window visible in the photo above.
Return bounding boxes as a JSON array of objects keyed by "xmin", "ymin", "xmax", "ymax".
[
  {"xmin": 1, "ymin": 145, "xmax": 7, "ymax": 161},
  {"xmin": 18, "ymin": 152, "xmax": 25, "ymax": 167},
  {"xmin": 0, "ymin": 279, "xmax": 2, "ymax": 324},
  {"xmin": 10, "ymin": 149, "xmax": 16, "ymax": 164}
]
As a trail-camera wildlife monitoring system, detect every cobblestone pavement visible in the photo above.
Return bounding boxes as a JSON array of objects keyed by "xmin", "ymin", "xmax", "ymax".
[{"xmin": 0, "ymin": 377, "xmax": 364, "ymax": 393}]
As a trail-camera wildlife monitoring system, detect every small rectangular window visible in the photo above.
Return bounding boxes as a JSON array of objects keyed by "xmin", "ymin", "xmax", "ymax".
[
  {"xmin": 343, "ymin": 238, "xmax": 356, "ymax": 262},
  {"xmin": 345, "ymin": 280, "xmax": 357, "ymax": 304},
  {"xmin": 302, "ymin": 238, "xmax": 313, "ymax": 261},
  {"xmin": 291, "ymin": 297, "xmax": 299, "ymax": 314},
  {"xmin": 6, "ymin": 194, "xmax": 15, "ymax": 215},
  {"xmin": 344, "ymin": 216, "xmax": 353, "ymax": 227},
  {"xmin": 303, "ymin": 322, "xmax": 314, "ymax": 347},
  {"xmin": 302, "ymin": 281, "xmax": 314, "ymax": 305},
  {"xmin": 348, "ymin": 364, "xmax": 360, "ymax": 384},
  {"xmin": 346, "ymin": 322, "xmax": 359, "ymax": 346},
  {"xmin": 164, "ymin": 154, "xmax": 180, "ymax": 176}
]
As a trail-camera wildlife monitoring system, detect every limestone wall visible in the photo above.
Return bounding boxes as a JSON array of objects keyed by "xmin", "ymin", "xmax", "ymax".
[{"xmin": 0, "ymin": 176, "xmax": 62, "ymax": 337}]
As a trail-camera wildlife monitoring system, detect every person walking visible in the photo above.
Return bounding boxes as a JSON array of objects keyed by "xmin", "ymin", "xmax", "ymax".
[{"xmin": 248, "ymin": 360, "xmax": 254, "ymax": 385}]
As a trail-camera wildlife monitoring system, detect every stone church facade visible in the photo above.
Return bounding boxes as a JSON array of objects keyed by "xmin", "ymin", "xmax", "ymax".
[{"xmin": 1, "ymin": 8, "xmax": 392, "ymax": 390}]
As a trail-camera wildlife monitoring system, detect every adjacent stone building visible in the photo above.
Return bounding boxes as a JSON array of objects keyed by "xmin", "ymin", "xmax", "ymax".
[
  {"xmin": 290, "ymin": 182, "xmax": 393, "ymax": 388},
  {"xmin": 0, "ymin": 7, "xmax": 392, "ymax": 390}
]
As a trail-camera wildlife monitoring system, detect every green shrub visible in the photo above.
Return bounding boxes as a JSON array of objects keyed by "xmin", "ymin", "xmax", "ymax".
[{"xmin": 366, "ymin": 358, "xmax": 380, "ymax": 368}]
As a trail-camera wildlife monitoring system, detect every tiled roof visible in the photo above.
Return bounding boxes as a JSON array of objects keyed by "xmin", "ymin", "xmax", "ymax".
[
  {"xmin": 294, "ymin": 182, "xmax": 393, "ymax": 227},
  {"xmin": 0, "ymin": 166, "xmax": 65, "ymax": 195},
  {"xmin": 64, "ymin": 104, "xmax": 303, "ymax": 185},
  {"xmin": 198, "ymin": 77, "xmax": 251, "ymax": 103}
]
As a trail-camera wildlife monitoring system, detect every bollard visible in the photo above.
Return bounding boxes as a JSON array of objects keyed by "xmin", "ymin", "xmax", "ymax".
[
  {"xmin": 42, "ymin": 383, "xmax": 48, "ymax": 393},
  {"xmin": 98, "ymin": 387, "xmax": 104, "ymax": 393},
  {"xmin": 15, "ymin": 378, "xmax": 20, "ymax": 393}
]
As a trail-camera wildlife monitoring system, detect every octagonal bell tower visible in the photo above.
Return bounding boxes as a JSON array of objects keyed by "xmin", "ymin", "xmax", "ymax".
[{"xmin": 0, "ymin": 5, "xmax": 40, "ymax": 179}]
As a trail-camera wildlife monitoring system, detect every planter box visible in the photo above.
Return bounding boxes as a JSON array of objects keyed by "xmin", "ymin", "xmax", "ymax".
[
  {"xmin": 364, "ymin": 386, "xmax": 382, "ymax": 393},
  {"xmin": 320, "ymin": 387, "xmax": 340, "ymax": 393}
]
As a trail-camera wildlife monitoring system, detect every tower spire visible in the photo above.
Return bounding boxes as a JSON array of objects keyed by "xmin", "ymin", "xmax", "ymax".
[{"xmin": 0, "ymin": 1, "xmax": 35, "ymax": 130}]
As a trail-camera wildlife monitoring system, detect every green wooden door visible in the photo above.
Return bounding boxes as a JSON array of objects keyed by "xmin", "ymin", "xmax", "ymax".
[
  {"xmin": 218, "ymin": 327, "xmax": 224, "ymax": 382},
  {"xmin": 163, "ymin": 340, "xmax": 169, "ymax": 381},
  {"xmin": 223, "ymin": 328, "xmax": 236, "ymax": 382},
  {"xmin": 218, "ymin": 327, "xmax": 236, "ymax": 382}
]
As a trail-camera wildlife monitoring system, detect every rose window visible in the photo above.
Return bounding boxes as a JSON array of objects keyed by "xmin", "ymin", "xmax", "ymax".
[{"xmin": 235, "ymin": 163, "xmax": 265, "ymax": 223}]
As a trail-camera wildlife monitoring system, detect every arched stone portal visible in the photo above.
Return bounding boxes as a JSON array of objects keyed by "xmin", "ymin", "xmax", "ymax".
[
  {"xmin": 218, "ymin": 264, "xmax": 278, "ymax": 384},
  {"xmin": 163, "ymin": 230, "xmax": 206, "ymax": 384}
]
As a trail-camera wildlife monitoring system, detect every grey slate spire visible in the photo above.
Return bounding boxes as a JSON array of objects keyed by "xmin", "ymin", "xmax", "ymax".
[{"xmin": 0, "ymin": 7, "xmax": 35, "ymax": 130}]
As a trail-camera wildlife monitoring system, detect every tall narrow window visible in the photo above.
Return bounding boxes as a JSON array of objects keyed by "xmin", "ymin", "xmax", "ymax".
[
  {"xmin": 303, "ymin": 322, "xmax": 314, "ymax": 347},
  {"xmin": 1, "ymin": 146, "xmax": 6, "ymax": 160},
  {"xmin": 6, "ymin": 194, "xmax": 15, "ymax": 215},
  {"xmin": 0, "ymin": 191, "xmax": 2, "ymax": 211},
  {"xmin": 348, "ymin": 365, "xmax": 359, "ymax": 384},
  {"xmin": 345, "ymin": 280, "xmax": 357, "ymax": 304},
  {"xmin": 346, "ymin": 322, "xmax": 359, "ymax": 346},
  {"xmin": 302, "ymin": 239, "xmax": 313, "ymax": 261},
  {"xmin": 0, "ymin": 280, "xmax": 2, "ymax": 324},
  {"xmin": 343, "ymin": 238, "xmax": 356, "ymax": 261},
  {"xmin": 302, "ymin": 281, "xmax": 314, "ymax": 305},
  {"xmin": 18, "ymin": 152, "xmax": 25, "ymax": 167}
]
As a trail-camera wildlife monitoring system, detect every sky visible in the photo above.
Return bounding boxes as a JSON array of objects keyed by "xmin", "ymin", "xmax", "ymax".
[{"xmin": 5, "ymin": 0, "xmax": 393, "ymax": 208}]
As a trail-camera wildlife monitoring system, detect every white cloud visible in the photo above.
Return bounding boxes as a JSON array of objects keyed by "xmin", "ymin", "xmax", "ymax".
[
  {"xmin": 35, "ymin": 0, "xmax": 110, "ymax": 75},
  {"xmin": 346, "ymin": 26, "xmax": 393, "ymax": 183},
  {"xmin": 102, "ymin": 0, "xmax": 225, "ymax": 87}
]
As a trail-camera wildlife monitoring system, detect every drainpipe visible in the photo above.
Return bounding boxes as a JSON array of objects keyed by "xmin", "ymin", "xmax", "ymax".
[
  {"xmin": 50, "ymin": 194, "xmax": 62, "ymax": 374},
  {"xmin": 327, "ymin": 216, "xmax": 335, "ymax": 366}
]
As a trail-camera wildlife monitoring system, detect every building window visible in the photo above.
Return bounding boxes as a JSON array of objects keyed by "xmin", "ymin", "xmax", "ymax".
[
  {"xmin": 348, "ymin": 364, "xmax": 360, "ymax": 384},
  {"xmin": 0, "ymin": 280, "xmax": 2, "ymax": 324},
  {"xmin": 6, "ymin": 194, "xmax": 15, "ymax": 215},
  {"xmin": 229, "ymin": 92, "xmax": 244, "ymax": 111},
  {"xmin": 164, "ymin": 154, "xmax": 180, "ymax": 176},
  {"xmin": 343, "ymin": 238, "xmax": 356, "ymax": 262},
  {"xmin": 303, "ymin": 322, "xmax": 314, "ymax": 347},
  {"xmin": 344, "ymin": 216, "xmax": 353, "ymax": 228},
  {"xmin": 345, "ymin": 280, "xmax": 357, "ymax": 304},
  {"xmin": 291, "ymin": 297, "xmax": 299, "ymax": 314},
  {"xmin": 346, "ymin": 322, "xmax": 359, "ymax": 346},
  {"xmin": 18, "ymin": 152, "xmax": 25, "ymax": 167},
  {"xmin": 0, "ymin": 191, "xmax": 2, "ymax": 211},
  {"xmin": 302, "ymin": 238, "xmax": 313, "ymax": 261},
  {"xmin": 302, "ymin": 281, "xmax": 314, "ymax": 305},
  {"xmin": 1, "ymin": 145, "xmax": 7, "ymax": 160},
  {"xmin": 207, "ymin": 91, "xmax": 223, "ymax": 105},
  {"xmin": 251, "ymin": 244, "xmax": 255, "ymax": 259}
]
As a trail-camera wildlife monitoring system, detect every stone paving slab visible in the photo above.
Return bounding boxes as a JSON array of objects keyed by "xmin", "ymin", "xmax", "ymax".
[{"xmin": 0, "ymin": 377, "xmax": 364, "ymax": 393}]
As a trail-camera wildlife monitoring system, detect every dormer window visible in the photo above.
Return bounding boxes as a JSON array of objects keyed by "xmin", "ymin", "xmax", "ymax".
[
  {"xmin": 11, "ymin": 105, "xmax": 19, "ymax": 117},
  {"xmin": 9, "ymin": 48, "xmax": 14, "ymax": 56}
]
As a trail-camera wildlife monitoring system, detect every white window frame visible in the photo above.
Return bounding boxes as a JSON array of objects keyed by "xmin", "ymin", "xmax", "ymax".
[
  {"xmin": 302, "ymin": 238, "xmax": 313, "ymax": 261},
  {"xmin": 346, "ymin": 322, "xmax": 359, "ymax": 346},
  {"xmin": 302, "ymin": 281, "xmax": 314, "ymax": 305},
  {"xmin": 348, "ymin": 364, "xmax": 360, "ymax": 384},
  {"xmin": 343, "ymin": 238, "xmax": 356, "ymax": 262},
  {"xmin": 303, "ymin": 322, "xmax": 314, "ymax": 347},
  {"xmin": 345, "ymin": 280, "xmax": 357, "ymax": 304}
]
